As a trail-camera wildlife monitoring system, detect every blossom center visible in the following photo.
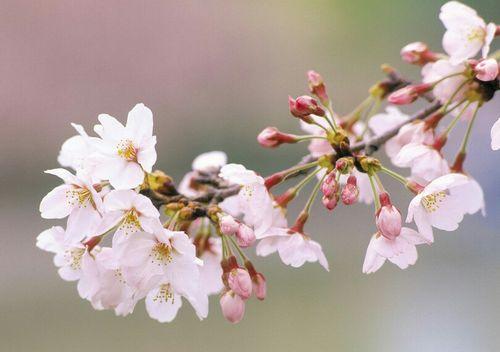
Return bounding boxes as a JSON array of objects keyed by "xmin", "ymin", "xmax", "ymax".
[
  {"xmin": 152, "ymin": 283, "xmax": 175, "ymax": 304},
  {"xmin": 64, "ymin": 248, "xmax": 85, "ymax": 271},
  {"xmin": 65, "ymin": 188, "xmax": 91, "ymax": 207},
  {"xmin": 467, "ymin": 27, "xmax": 485, "ymax": 42},
  {"xmin": 421, "ymin": 191, "xmax": 447, "ymax": 212},
  {"xmin": 117, "ymin": 139, "xmax": 138, "ymax": 161},
  {"xmin": 120, "ymin": 209, "xmax": 141, "ymax": 235},
  {"xmin": 150, "ymin": 243, "xmax": 173, "ymax": 265}
]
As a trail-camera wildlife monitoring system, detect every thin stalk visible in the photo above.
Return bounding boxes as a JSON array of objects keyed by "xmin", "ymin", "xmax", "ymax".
[
  {"xmin": 442, "ymin": 101, "xmax": 471, "ymax": 137},
  {"xmin": 303, "ymin": 172, "xmax": 327, "ymax": 214},
  {"xmin": 292, "ymin": 167, "xmax": 322, "ymax": 194},
  {"xmin": 226, "ymin": 234, "xmax": 249, "ymax": 262},
  {"xmin": 380, "ymin": 166, "xmax": 408, "ymax": 186},
  {"xmin": 458, "ymin": 103, "xmax": 480, "ymax": 154},
  {"xmin": 368, "ymin": 174, "xmax": 381, "ymax": 211}
]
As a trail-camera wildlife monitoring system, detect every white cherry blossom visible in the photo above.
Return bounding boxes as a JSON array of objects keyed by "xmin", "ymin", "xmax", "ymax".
[
  {"xmin": 257, "ymin": 227, "xmax": 329, "ymax": 271},
  {"xmin": 393, "ymin": 143, "xmax": 450, "ymax": 183},
  {"xmin": 39, "ymin": 169, "xmax": 103, "ymax": 243},
  {"xmin": 98, "ymin": 189, "xmax": 163, "ymax": 245},
  {"xmin": 362, "ymin": 228, "xmax": 428, "ymax": 274},
  {"xmin": 406, "ymin": 173, "xmax": 485, "ymax": 242},
  {"xmin": 491, "ymin": 118, "xmax": 500, "ymax": 150},
  {"xmin": 58, "ymin": 123, "xmax": 100, "ymax": 172},
  {"xmin": 439, "ymin": 1, "xmax": 496, "ymax": 64},
  {"xmin": 36, "ymin": 226, "xmax": 92, "ymax": 281},
  {"xmin": 93, "ymin": 103, "xmax": 157, "ymax": 190},
  {"xmin": 116, "ymin": 229, "xmax": 208, "ymax": 322}
]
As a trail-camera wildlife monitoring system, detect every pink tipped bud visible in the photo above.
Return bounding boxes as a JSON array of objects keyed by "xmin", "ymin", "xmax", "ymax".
[
  {"xmin": 400, "ymin": 42, "xmax": 438, "ymax": 65},
  {"xmin": 322, "ymin": 194, "xmax": 339, "ymax": 211},
  {"xmin": 257, "ymin": 127, "xmax": 298, "ymax": 148},
  {"xmin": 375, "ymin": 193, "xmax": 402, "ymax": 240},
  {"xmin": 307, "ymin": 70, "xmax": 329, "ymax": 105},
  {"xmin": 228, "ymin": 268, "xmax": 253, "ymax": 299},
  {"xmin": 219, "ymin": 215, "xmax": 239, "ymax": 235},
  {"xmin": 474, "ymin": 59, "xmax": 499, "ymax": 82},
  {"xmin": 321, "ymin": 171, "xmax": 338, "ymax": 197},
  {"xmin": 252, "ymin": 273, "xmax": 267, "ymax": 300},
  {"xmin": 220, "ymin": 291, "xmax": 246, "ymax": 323},
  {"xmin": 387, "ymin": 83, "xmax": 431, "ymax": 105},
  {"xmin": 289, "ymin": 95, "xmax": 325, "ymax": 118},
  {"xmin": 341, "ymin": 175, "xmax": 359, "ymax": 205},
  {"xmin": 235, "ymin": 224, "xmax": 256, "ymax": 248}
]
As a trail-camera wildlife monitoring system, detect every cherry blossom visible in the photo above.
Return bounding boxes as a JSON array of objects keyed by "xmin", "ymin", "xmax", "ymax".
[
  {"xmin": 393, "ymin": 143, "xmax": 450, "ymax": 183},
  {"xmin": 36, "ymin": 226, "xmax": 92, "ymax": 281},
  {"xmin": 491, "ymin": 118, "xmax": 500, "ymax": 150},
  {"xmin": 93, "ymin": 103, "xmax": 157, "ymax": 190},
  {"xmin": 39, "ymin": 169, "xmax": 103, "ymax": 243},
  {"xmin": 407, "ymin": 173, "xmax": 485, "ymax": 242},
  {"xmin": 475, "ymin": 58, "xmax": 499, "ymax": 81},
  {"xmin": 439, "ymin": 1, "xmax": 496, "ymax": 64},
  {"xmin": 178, "ymin": 151, "xmax": 228, "ymax": 198},
  {"xmin": 116, "ymin": 229, "xmax": 208, "ymax": 322},
  {"xmin": 58, "ymin": 123, "xmax": 99, "ymax": 172},
  {"xmin": 362, "ymin": 228, "xmax": 428, "ymax": 274},
  {"xmin": 256, "ymin": 226, "xmax": 329, "ymax": 271},
  {"xmin": 98, "ymin": 189, "xmax": 163, "ymax": 245}
]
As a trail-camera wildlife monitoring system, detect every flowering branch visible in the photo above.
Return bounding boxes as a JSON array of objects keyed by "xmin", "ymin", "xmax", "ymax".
[{"xmin": 37, "ymin": 1, "xmax": 498, "ymax": 325}]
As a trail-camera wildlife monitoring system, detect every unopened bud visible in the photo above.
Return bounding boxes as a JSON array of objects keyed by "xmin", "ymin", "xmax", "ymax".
[
  {"xmin": 335, "ymin": 157, "xmax": 354, "ymax": 174},
  {"xmin": 289, "ymin": 95, "xmax": 325, "ymax": 118},
  {"xmin": 400, "ymin": 42, "xmax": 438, "ymax": 65},
  {"xmin": 375, "ymin": 193, "xmax": 402, "ymax": 240},
  {"xmin": 307, "ymin": 70, "xmax": 329, "ymax": 106},
  {"xmin": 219, "ymin": 215, "xmax": 239, "ymax": 236},
  {"xmin": 474, "ymin": 58, "xmax": 499, "ymax": 82},
  {"xmin": 341, "ymin": 175, "xmax": 359, "ymax": 205},
  {"xmin": 220, "ymin": 291, "xmax": 245, "ymax": 324},
  {"xmin": 321, "ymin": 171, "xmax": 338, "ymax": 197},
  {"xmin": 322, "ymin": 194, "xmax": 339, "ymax": 211},
  {"xmin": 257, "ymin": 127, "xmax": 298, "ymax": 148},
  {"xmin": 358, "ymin": 156, "xmax": 382, "ymax": 174},
  {"xmin": 235, "ymin": 224, "xmax": 256, "ymax": 248},
  {"xmin": 252, "ymin": 273, "xmax": 267, "ymax": 300},
  {"xmin": 387, "ymin": 83, "xmax": 432, "ymax": 105},
  {"xmin": 228, "ymin": 268, "xmax": 253, "ymax": 299}
]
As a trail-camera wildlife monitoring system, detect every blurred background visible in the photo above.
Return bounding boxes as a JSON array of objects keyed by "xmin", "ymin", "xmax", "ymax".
[{"xmin": 1, "ymin": 0, "xmax": 499, "ymax": 351}]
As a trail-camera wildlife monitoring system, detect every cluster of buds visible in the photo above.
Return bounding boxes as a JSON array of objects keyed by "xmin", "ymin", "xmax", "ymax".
[
  {"xmin": 219, "ymin": 214, "xmax": 256, "ymax": 248},
  {"xmin": 220, "ymin": 256, "xmax": 266, "ymax": 323}
]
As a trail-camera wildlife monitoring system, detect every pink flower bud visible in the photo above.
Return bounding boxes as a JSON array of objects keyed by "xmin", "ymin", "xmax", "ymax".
[
  {"xmin": 387, "ymin": 83, "xmax": 431, "ymax": 105},
  {"xmin": 220, "ymin": 290, "xmax": 245, "ymax": 323},
  {"xmin": 400, "ymin": 42, "xmax": 437, "ymax": 65},
  {"xmin": 322, "ymin": 194, "xmax": 338, "ymax": 211},
  {"xmin": 307, "ymin": 70, "xmax": 329, "ymax": 105},
  {"xmin": 219, "ymin": 215, "xmax": 239, "ymax": 235},
  {"xmin": 375, "ymin": 193, "xmax": 402, "ymax": 240},
  {"xmin": 289, "ymin": 95, "xmax": 325, "ymax": 118},
  {"xmin": 475, "ymin": 59, "xmax": 499, "ymax": 82},
  {"xmin": 228, "ymin": 268, "xmax": 253, "ymax": 299},
  {"xmin": 252, "ymin": 273, "xmax": 267, "ymax": 300},
  {"xmin": 341, "ymin": 175, "xmax": 359, "ymax": 205},
  {"xmin": 257, "ymin": 127, "xmax": 297, "ymax": 148},
  {"xmin": 235, "ymin": 224, "xmax": 256, "ymax": 248},
  {"xmin": 321, "ymin": 171, "xmax": 338, "ymax": 197}
]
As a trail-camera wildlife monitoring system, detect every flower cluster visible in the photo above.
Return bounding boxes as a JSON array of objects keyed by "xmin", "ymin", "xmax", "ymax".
[{"xmin": 38, "ymin": 1, "xmax": 498, "ymax": 324}]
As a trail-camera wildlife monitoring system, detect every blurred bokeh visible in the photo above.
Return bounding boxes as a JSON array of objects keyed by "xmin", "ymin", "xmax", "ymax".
[{"xmin": 1, "ymin": 1, "xmax": 499, "ymax": 351}]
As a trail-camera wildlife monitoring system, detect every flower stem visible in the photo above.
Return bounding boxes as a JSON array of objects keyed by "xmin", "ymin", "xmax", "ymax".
[
  {"xmin": 226, "ymin": 233, "xmax": 249, "ymax": 262},
  {"xmin": 442, "ymin": 101, "xmax": 471, "ymax": 138},
  {"xmin": 458, "ymin": 103, "xmax": 480, "ymax": 154},
  {"xmin": 368, "ymin": 174, "xmax": 380, "ymax": 211},
  {"xmin": 303, "ymin": 171, "xmax": 327, "ymax": 214},
  {"xmin": 380, "ymin": 166, "xmax": 408, "ymax": 186}
]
